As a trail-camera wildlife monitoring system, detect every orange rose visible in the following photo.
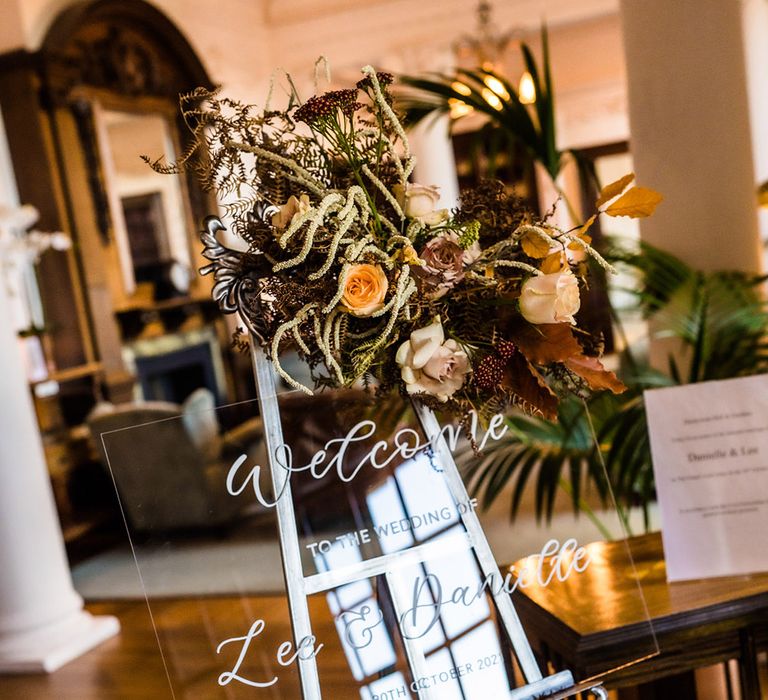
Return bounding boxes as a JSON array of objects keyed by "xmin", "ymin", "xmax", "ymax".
[{"xmin": 341, "ymin": 264, "xmax": 388, "ymax": 317}]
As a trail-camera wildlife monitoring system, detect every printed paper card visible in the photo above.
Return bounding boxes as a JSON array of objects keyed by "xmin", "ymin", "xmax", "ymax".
[
  {"xmin": 97, "ymin": 387, "xmax": 657, "ymax": 698},
  {"xmin": 645, "ymin": 374, "xmax": 768, "ymax": 581}
]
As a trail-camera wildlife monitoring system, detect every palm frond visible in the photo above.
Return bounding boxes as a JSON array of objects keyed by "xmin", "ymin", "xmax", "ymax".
[{"xmin": 398, "ymin": 26, "xmax": 563, "ymax": 179}]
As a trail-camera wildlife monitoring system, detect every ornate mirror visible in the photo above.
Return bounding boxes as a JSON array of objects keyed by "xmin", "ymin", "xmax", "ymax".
[{"xmin": 37, "ymin": 0, "xmax": 216, "ymax": 401}]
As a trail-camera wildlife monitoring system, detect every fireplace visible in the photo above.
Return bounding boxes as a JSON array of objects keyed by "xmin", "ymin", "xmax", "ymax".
[{"xmin": 123, "ymin": 327, "xmax": 226, "ymax": 404}]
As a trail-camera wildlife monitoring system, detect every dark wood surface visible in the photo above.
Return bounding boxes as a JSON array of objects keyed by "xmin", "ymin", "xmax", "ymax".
[{"xmin": 508, "ymin": 532, "xmax": 768, "ymax": 688}]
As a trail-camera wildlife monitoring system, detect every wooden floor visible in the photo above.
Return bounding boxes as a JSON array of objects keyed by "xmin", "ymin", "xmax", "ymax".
[
  {"xmin": 3, "ymin": 595, "xmax": 763, "ymax": 698},
  {"xmin": 0, "ymin": 596, "xmax": 359, "ymax": 699}
]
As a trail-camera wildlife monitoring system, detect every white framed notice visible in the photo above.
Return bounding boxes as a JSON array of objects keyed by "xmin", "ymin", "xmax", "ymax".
[{"xmin": 645, "ymin": 374, "xmax": 768, "ymax": 581}]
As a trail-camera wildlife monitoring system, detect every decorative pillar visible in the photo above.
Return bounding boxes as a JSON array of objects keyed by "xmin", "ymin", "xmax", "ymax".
[
  {"xmin": 535, "ymin": 156, "xmax": 582, "ymax": 232},
  {"xmin": 619, "ymin": 0, "xmax": 762, "ymax": 273},
  {"xmin": 741, "ymin": 0, "xmax": 768, "ymax": 251},
  {"xmin": 0, "ymin": 109, "xmax": 119, "ymax": 673},
  {"xmin": 0, "ymin": 278, "xmax": 120, "ymax": 672},
  {"xmin": 410, "ymin": 115, "xmax": 460, "ymax": 209}
]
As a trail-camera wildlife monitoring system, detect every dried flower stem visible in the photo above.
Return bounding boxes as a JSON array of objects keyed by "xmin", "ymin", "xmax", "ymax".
[{"xmin": 226, "ymin": 140, "xmax": 325, "ymax": 195}]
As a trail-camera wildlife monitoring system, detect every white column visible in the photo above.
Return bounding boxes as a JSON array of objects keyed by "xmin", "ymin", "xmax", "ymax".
[
  {"xmin": 0, "ymin": 281, "xmax": 120, "ymax": 673},
  {"xmin": 619, "ymin": 0, "xmax": 763, "ymax": 273},
  {"xmin": 0, "ymin": 110, "xmax": 119, "ymax": 673},
  {"xmin": 741, "ymin": 0, "xmax": 768, "ymax": 252},
  {"xmin": 410, "ymin": 115, "xmax": 460, "ymax": 209}
]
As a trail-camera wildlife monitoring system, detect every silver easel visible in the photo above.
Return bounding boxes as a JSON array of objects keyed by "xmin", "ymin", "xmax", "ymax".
[{"xmin": 201, "ymin": 217, "xmax": 607, "ymax": 700}]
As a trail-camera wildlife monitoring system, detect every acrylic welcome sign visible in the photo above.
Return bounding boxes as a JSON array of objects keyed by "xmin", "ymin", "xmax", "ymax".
[
  {"xmin": 76, "ymin": 47, "xmax": 671, "ymax": 696},
  {"xmin": 96, "ymin": 356, "xmax": 659, "ymax": 700}
]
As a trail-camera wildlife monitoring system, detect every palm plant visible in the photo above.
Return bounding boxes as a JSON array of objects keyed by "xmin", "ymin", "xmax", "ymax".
[
  {"xmin": 463, "ymin": 240, "xmax": 768, "ymax": 534},
  {"xmin": 399, "ymin": 26, "xmax": 595, "ymax": 215}
]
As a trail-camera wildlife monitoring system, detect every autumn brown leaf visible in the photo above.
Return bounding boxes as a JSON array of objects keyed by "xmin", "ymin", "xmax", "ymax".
[
  {"xmin": 539, "ymin": 251, "xmax": 566, "ymax": 274},
  {"xmin": 520, "ymin": 228, "xmax": 552, "ymax": 259},
  {"xmin": 575, "ymin": 214, "xmax": 596, "ymax": 238},
  {"xmin": 503, "ymin": 354, "xmax": 558, "ymax": 420},
  {"xmin": 604, "ymin": 186, "xmax": 663, "ymax": 218},
  {"xmin": 568, "ymin": 237, "xmax": 591, "ymax": 251},
  {"xmin": 564, "ymin": 355, "xmax": 626, "ymax": 394},
  {"xmin": 512, "ymin": 323, "xmax": 582, "ymax": 364},
  {"xmin": 595, "ymin": 172, "xmax": 635, "ymax": 208},
  {"xmin": 567, "ymin": 215, "xmax": 595, "ymax": 251}
]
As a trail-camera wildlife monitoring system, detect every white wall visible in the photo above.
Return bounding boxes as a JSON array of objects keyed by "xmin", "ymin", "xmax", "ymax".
[
  {"xmin": 0, "ymin": 0, "xmax": 629, "ymax": 147},
  {"xmin": 741, "ymin": 0, "xmax": 768, "ymax": 253},
  {"xmin": 0, "ymin": 104, "xmax": 30, "ymax": 332}
]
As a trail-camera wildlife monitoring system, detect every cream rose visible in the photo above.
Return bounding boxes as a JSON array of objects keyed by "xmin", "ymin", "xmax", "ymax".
[
  {"xmin": 272, "ymin": 194, "xmax": 310, "ymax": 230},
  {"xmin": 393, "ymin": 183, "xmax": 442, "ymax": 220},
  {"xmin": 419, "ymin": 208, "xmax": 450, "ymax": 226},
  {"xmin": 341, "ymin": 264, "xmax": 389, "ymax": 317},
  {"xmin": 519, "ymin": 269, "xmax": 581, "ymax": 325},
  {"xmin": 395, "ymin": 319, "xmax": 470, "ymax": 402}
]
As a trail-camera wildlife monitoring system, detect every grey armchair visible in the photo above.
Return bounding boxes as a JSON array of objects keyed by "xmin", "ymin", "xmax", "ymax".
[{"xmin": 88, "ymin": 389, "xmax": 263, "ymax": 533}]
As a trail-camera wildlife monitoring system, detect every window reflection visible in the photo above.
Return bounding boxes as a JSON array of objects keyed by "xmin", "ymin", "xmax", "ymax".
[
  {"xmin": 362, "ymin": 671, "xmax": 408, "ymax": 700},
  {"xmin": 426, "ymin": 648, "xmax": 464, "ymax": 699},
  {"xmin": 367, "ymin": 477, "xmax": 414, "ymax": 554},
  {"xmin": 424, "ymin": 535, "xmax": 491, "ymax": 637},
  {"xmin": 314, "ymin": 446, "xmax": 513, "ymax": 697},
  {"xmin": 315, "ymin": 541, "xmax": 373, "ymax": 609},
  {"xmin": 332, "ymin": 596, "xmax": 397, "ymax": 680},
  {"xmin": 451, "ymin": 622, "xmax": 507, "ymax": 699},
  {"xmin": 392, "ymin": 453, "xmax": 460, "ymax": 539}
]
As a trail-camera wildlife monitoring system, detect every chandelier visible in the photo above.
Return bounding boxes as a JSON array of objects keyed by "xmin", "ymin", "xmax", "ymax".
[{"xmin": 451, "ymin": 0, "xmax": 536, "ymax": 116}]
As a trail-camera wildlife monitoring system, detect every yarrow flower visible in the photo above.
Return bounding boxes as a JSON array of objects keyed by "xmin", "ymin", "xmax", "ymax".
[
  {"xmin": 294, "ymin": 89, "xmax": 361, "ymax": 125},
  {"xmin": 356, "ymin": 71, "xmax": 394, "ymax": 91},
  {"xmin": 458, "ymin": 220, "xmax": 481, "ymax": 250}
]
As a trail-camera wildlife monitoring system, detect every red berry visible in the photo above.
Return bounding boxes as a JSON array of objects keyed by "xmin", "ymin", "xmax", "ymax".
[
  {"xmin": 497, "ymin": 340, "xmax": 516, "ymax": 360},
  {"xmin": 475, "ymin": 355, "xmax": 505, "ymax": 389}
]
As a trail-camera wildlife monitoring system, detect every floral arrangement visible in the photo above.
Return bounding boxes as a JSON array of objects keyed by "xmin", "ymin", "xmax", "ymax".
[{"xmin": 151, "ymin": 67, "xmax": 661, "ymax": 421}]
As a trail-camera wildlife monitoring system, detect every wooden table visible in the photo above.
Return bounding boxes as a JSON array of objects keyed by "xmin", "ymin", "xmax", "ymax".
[{"xmin": 508, "ymin": 532, "xmax": 768, "ymax": 699}]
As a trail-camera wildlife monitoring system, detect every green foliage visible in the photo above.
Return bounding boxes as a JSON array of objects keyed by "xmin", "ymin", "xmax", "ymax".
[
  {"xmin": 609, "ymin": 240, "xmax": 768, "ymax": 382},
  {"xmin": 463, "ymin": 395, "xmax": 610, "ymax": 522},
  {"xmin": 400, "ymin": 26, "xmax": 568, "ymax": 182},
  {"xmin": 465, "ymin": 239, "xmax": 768, "ymax": 531},
  {"xmin": 457, "ymin": 220, "xmax": 481, "ymax": 249}
]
